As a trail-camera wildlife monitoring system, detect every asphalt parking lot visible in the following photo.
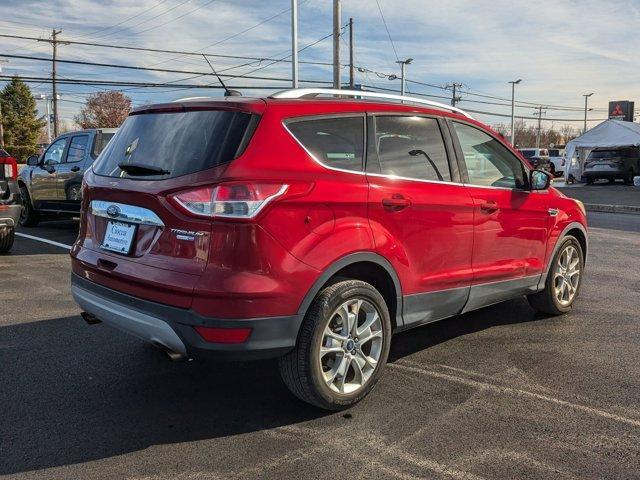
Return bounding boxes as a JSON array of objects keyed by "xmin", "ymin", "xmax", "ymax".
[{"xmin": 1, "ymin": 213, "xmax": 640, "ymax": 479}]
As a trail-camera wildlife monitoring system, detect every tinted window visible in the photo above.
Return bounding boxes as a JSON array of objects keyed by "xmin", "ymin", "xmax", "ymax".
[
  {"xmin": 66, "ymin": 135, "xmax": 89, "ymax": 163},
  {"xmin": 287, "ymin": 116, "xmax": 364, "ymax": 172},
  {"xmin": 519, "ymin": 150, "xmax": 535, "ymax": 159},
  {"xmin": 453, "ymin": 122, "xmax": 526, "ymax": 189},
  {"xmin": 548, "ymin": 149, "xmax": 560, "ymax": 157},
  {"xmin": 374, "ymin": 116, "xmax": 451, "ymax": 181},
  {"xmin": 93, "ymin": 110, "xmax": 253, "ymax": 180},
  {"xmin": 93, "ymin": 132, "xmax": 115, "ymax": 158},
  {"xmin": 43, "ymin": 137, "xmax": 67, "ymax": 165}
]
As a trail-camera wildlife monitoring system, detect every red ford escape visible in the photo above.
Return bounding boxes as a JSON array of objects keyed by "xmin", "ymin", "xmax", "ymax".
[{"xmin": 71, "ymin": 89, "xmax": 588, "ymax": 410}]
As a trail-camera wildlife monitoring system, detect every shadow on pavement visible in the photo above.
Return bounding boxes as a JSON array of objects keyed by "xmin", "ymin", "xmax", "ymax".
[{"xmin": 1, "ymin": 298, "xmax": 545, "ymax": 475}]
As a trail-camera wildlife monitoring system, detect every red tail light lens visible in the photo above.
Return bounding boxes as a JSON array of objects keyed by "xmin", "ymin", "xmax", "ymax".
[
  {"xmin": 1, "ymin": 156, "xmax": 18, "ymax": 181},
  {"xmin": 193, "ymin": 326, "xmax": 252, "ymax": 344},
  {"xmin": 169, "ymin": 182, "xmax": 288, "ymax": 219}
]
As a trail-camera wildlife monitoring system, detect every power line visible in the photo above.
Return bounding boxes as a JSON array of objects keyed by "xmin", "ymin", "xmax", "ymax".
[
  {"xmin": 87, "ymin": 0, "xmax": 194, "ymax": 40},
  {"xmin": 134, "ymin": 0, "xmax": 221, "ymax": 36},
  {"xmin": 374, "ymin": 0, "xmax": 399, "ymax": 62},
  {"xmin": 74, "ymin": 0, "xmax": 170, "ymax": 39},
  {"xmin": 0, "ymin": 52, "xmax": 332, "ymax": 84},
  {"xmin": 0, "ymin": 33, "xmax": 334, "ymax": 67}
]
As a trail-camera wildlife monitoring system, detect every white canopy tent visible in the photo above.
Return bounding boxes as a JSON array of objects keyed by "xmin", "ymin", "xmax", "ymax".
[{"xmin": 565, "ymin": 119, "xmax": 640, "ymax": 181}]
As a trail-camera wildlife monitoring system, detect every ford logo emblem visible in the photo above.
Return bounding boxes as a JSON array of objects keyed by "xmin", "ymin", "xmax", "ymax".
[{"xmin": 106, "ymin": 205, "xmax": 120, "ymax": 217}]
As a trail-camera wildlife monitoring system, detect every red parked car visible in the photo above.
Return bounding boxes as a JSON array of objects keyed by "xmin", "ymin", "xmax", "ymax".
[{"xmin": 71, "ymin": 89, "xmax": 588, "ymax": 410}]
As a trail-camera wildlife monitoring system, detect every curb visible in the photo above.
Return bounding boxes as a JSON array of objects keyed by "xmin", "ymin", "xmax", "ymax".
[{"xmin": 585, "ymin": 203, "xmax": 640, "ymax": 215}]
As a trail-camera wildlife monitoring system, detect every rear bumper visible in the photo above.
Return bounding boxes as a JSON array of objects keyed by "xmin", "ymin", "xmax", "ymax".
[
  {"xmin": 582, "ymin": 169, "xmax": 625, "ymax": 179},
  {"xmin": 0, "ymin": 181, "xmax": 21, "ymax": 229},
  {"xmin": 0, "ymin": 204, "xmax": 21, "ymax": 229},
  {"xmin": 71, "ymin": 273, "xmax": 302, "ymax": 360}
]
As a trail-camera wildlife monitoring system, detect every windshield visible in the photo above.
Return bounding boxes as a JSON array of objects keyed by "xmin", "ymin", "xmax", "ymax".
[{"xmin": 92, "ymin": 110, "xmax": 254, "ymax": 180}]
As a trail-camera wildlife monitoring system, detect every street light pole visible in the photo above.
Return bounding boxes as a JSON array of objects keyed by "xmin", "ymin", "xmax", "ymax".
[
  {"xmin": 583, "ymin": 93, "xmax": 594, "ymax": 134},
  {"xmin": 396, "ymin": 58, "xmax": 413, "ymax": 96},
  {"xmin": 508, "ymin": 79, "xmax": 522, "ymax": 146}
]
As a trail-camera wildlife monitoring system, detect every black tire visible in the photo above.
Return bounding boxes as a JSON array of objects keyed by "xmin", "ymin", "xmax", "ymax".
[
  {"xmin": 279, "ymin": 279, "xmax": 392, "ymax": 410},
  {"xmin": 0, "ymin": 227, "xmax": 15, "ymax": 253},
  {"xmin": 528, "ymin": 236, "xmax": 584, "ymax": 315},
  {"xmin": 586, "ymin": 177, "xmax": 594, "ymax": 185},
  {"xmin": 624, "ymin": 169, "xmax": 634, "ymax": 185},
  {"xmin": 19, "ymin": 185, "xmax": 40, "ymax": 227}
]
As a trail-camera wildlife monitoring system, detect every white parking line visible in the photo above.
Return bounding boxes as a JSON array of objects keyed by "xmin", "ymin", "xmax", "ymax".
[
  {"xmin": 15, "ymin": 232, "xmax": 72, "ymax": 250},
  {"xmin": 390, "ymin": 361, "xmax": 640, "ymax": 428}
]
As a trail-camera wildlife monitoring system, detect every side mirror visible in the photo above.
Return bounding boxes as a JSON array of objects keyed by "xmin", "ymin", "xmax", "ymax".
[
  {"xmin": 26, "ymin": 154, "xmax": 40, "ymax": 166},
  {"xmin": 530, "ymin": 169, "xmax": 552, "ymax": 191}
]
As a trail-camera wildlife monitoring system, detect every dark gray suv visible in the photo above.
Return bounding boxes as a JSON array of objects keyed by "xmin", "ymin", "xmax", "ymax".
[
  {"xmin": 582, "ymin": 147, "xmax": 640, "ymax": 185},
  {"xmin": 18, "ymin": 128, "xmax": 116, "ymax": 226}
]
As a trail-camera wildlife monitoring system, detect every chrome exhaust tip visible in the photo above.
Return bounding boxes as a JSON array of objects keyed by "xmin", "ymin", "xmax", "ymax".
[{"xmin": 152, "ymin": 341, "xmax": 185, "ymax": 362}]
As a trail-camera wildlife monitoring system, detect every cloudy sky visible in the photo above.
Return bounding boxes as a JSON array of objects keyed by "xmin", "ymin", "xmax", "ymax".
[{"xmin": 1, "ymin": 0, "xmax": 638, "ymax": 130}]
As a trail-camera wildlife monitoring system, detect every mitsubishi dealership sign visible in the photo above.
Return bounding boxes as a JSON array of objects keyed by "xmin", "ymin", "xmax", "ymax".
[{"xmin": 608, "ymin": 101, "xmax": 635, "ymax": 121}]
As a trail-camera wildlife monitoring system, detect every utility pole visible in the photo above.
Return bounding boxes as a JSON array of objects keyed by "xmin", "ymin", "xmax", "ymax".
[
  {"xmin": 291, "ymin": 0, "xmax": 298, "ymax": 88},
  {"xmin": 332, "ymin": 0, "xmax": 341, "ymax": 89},
  {"xmin": 51, "ymin": 29, "xmax": 62, "ymax": 138},
  {"xmin": 39, "ymin": 94, "xmax": 52, "ymax": 144},
  {"xmin": 508, "ymin": 79, "xmax": 522, "ymax": 146},
  {"xmin": 348, "ymin": 17, "xmax": 354, "ymax": 89},
  {"xmin": 583, "ymin": 93, "xmax": 594, "ymax": 134},
  {"xmin": 0, "ymin": 59, "xmax": 7, "ymax": 147},
  {"xmin": 534, "ymin": 106, "xmax": 547, "ymax": 149},
  {"xmin": 447, "ymin": 82, "xmax": 463, "ymax": 107}
]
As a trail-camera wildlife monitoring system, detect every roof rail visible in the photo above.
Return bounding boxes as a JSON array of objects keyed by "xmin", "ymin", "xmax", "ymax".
[{"xmin": 269, "ymin": 88, "xmax": 473, "ymax": 119}]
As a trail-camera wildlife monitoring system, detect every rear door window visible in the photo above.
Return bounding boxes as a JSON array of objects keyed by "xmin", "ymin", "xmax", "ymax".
[
  {"xmin": 374, "ymin": 116, "xmax": 451, "ymax": 182},
  {"xmin": 65, "ymin": 135, "xmax": 89, "ymax": 163},
  {"xmin": 93, "ymin": 110, "xmax": 254, "ymax": 179},
  {"xmin": 286, "ymin": 116, "xmax": 364, "ymax": 172}
]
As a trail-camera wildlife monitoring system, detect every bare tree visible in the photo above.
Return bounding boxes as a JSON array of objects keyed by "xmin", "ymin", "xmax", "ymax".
[{"xmin": 75, "ymin": 91, "xmax": 131, "ymax": 129}]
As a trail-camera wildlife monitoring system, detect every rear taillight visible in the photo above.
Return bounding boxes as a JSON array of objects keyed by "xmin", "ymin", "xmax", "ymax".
[
  {"xmin": 169, "ymin": 182, "xmax": 288, "ymax": 220},
  {"xmin": 1, "ymin": 156, "xmax": 18, "ymax": 181}
]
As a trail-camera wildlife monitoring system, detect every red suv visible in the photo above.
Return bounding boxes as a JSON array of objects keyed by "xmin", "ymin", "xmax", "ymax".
[{"xmin": 71, "ymin": 89, "xmax": 587, "ymax": 410}]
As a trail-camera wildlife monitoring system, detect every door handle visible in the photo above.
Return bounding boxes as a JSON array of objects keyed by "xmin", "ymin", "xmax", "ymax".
[
  {"xmin": 480, "ymin": 200, "xmax": 499, "ymax": 213},
  {"xmin": 70, "ymin": 166, "xmax": 81, "ymax": 172},
  {"xmin": 382, "ymin": 194, "xmax": 411, "ymax": 212}
]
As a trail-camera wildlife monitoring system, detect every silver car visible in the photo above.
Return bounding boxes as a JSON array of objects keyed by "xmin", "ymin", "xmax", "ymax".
[
  {"xmin": 17, "ymin": 129, "xmax": 116, "ymax": 226},
  {"xmin": 582, "ymin": 147, "xmax": 640, "ymax": 185}
]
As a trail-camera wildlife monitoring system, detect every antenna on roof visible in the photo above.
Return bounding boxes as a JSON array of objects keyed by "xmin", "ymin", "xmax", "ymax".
[{"xmin": 202, "ymin": 54, "xmax": 242, "ymax": 97}]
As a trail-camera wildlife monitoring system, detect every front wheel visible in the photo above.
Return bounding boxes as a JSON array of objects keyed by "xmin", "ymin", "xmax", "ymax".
[
  {"xmin": 528, "ymin": 236, "xmax": 584, "ymax": 315},
  {"xmin": 19, "ymin": 186, "xmax": 40, "ymax": 227},
  {"xmin": 279, "ymin": 279, "xmax": 392, "ymax": 410}
]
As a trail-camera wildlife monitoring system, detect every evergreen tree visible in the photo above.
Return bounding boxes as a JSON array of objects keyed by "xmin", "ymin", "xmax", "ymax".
[{"xmin": 0, "ymin": 76, "xmax": 44, "ymax": 159}]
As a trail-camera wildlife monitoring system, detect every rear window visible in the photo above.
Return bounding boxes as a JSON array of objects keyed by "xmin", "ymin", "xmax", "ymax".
[
  {"xmin": 548, "ymin": 149, "xmax": 560, "ymax": 157},
  {"xmin": 92, "ymin": 132, "xmax": 115, "ymax": 158},
  {"xmin": 519, "ymin": 150, "xmax": 535, "ymax": 158},
  {"xmin": 589, "ymin": 150, "xmax": 619, "ymax": 160},
  {"xmin": 286, "ymin": 116, "xmax": 364, "ymax": 172},
  {"xmin": 93, "ymin": 110, "xmax": 254, "ymax": 179}
]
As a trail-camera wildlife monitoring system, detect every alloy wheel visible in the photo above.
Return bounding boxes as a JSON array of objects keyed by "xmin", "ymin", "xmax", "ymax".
[
  {"xmin": 554, "ymin": 244, "xmax": 581, "ymax": 306},
  {"xmin": 319, "ymin": 298, "xmax": 383, "ymax": 394}
]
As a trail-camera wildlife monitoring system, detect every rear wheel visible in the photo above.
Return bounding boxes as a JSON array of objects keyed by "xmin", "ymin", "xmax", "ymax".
[
  {"xmin": 279, "ymin": 279, "xmax": 391, "ymax": 410},
  {"xmin": 19, "ymin": 186, "xmax": 40, "ymax": 227},
  {"xmin": 624, "ymin": 169, "xmax": 634, "ymax": 185},
  {"xmin": 528, "ymin": 236, "xmax": 583, "ymax": 315},
  {"xmin": 586, "ymin": 177, "xmax": 594, "ymax": 185},
  {"xmin": 0, "ymin": 227, "xmax": 15, "ymax": 253}
]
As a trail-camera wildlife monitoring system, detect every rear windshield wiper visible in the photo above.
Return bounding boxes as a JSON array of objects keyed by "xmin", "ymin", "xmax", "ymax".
[{"xmin": 118, "ymin": 162, "xmax": 170, "ymax": 176}]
